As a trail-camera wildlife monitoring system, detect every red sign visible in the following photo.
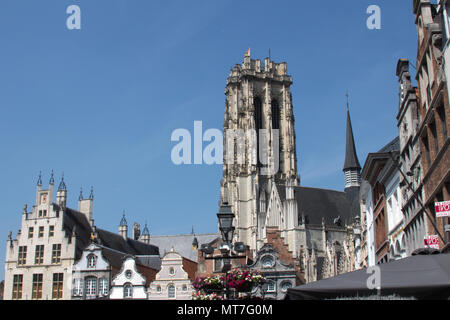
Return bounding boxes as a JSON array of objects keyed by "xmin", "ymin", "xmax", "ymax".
[
  {"xmin": 424, "ymin": 235, "xmax": 439, "ymax": 249},
  {"xmin": 435, "ymin": 201, "xmax": 450, "ymax": 218}
]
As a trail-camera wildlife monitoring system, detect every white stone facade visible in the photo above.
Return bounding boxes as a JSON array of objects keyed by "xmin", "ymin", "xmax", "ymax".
[
  {"xmin": 72, "ymin": 243, "xmax": 110, "ymax": 299},
  {"xmin": 4, "ymin": 177, "xmax": 76, "ymax": 300},
  {"xmin": 147, "ymin": 249, "xmax": 193, "ymax": 300},
  {"xmin": 110, "ymin": 257, "xmax": 147, "ymax": 299}
]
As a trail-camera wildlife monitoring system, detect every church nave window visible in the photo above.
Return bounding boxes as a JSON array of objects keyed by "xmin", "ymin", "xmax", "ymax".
[{"xmin": 271, "ymin": 99, "xmax": 280, "ymax": 130}]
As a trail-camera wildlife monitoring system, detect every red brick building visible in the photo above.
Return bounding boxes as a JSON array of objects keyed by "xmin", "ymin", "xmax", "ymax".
[{"xmin": 413, "ymin": 0, "xmax": 450, "ymax": 251}]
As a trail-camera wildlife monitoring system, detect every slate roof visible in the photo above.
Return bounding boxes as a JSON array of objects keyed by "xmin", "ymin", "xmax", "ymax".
[
  {"xmin": 293, "ymin": 186, "xmax": 353, "ymax": 227},
  {"xmin": 96, "ymin": 228, "xmax": 159, "ymax": 256},
  {"xmin": 60, "ymin": 205, "xmax": 159, "ymax": 261},
  {"xmin": 343, "ymin": 109, "xmax": 361, "ymax": 171},
  {"xmin": 377, "ymin": 136, "xmax": 400, "ymax": 153},
  {"xmin": 149, "ymin": 233, "xmax": 220, "ymax": 262}
]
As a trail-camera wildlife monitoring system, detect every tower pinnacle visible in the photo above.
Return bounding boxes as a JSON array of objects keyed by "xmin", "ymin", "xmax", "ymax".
[{"xmin": 343, "ymin": 98, "xmax": 361, "ymax": 189}]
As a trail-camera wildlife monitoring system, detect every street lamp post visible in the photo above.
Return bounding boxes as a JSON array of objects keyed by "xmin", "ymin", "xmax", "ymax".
[{"xmin": 217, "ymin": 202, "xmax": 235, "ymax": 300}]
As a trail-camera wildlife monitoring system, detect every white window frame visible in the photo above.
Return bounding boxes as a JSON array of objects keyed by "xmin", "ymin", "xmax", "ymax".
[
  {"xmin": 168, "ymin": 284, "xmax": 176, "ymax": 299},
  {"xmin": 98, "ymin": 278, "xmax": 108, "ymax": 296},
  {"xmin": 85, "ymin": 277, "xmax": 97, "ymax": 299},
  {"xmin": 124, "ymin": 283, "xmax": 133, "ymax": 299}
]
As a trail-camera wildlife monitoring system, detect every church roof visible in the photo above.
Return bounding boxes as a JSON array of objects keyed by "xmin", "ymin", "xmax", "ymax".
[
  {"xmin": 293, "ymin": 186, "xmax": 353, "ymax": 227},
  {"xmin": 343, "ymin": 109, "xmax": 361, "ymax": 171},
  {"xmin": 149, "ymin": 233, "xmax": 220, "ymax": 262}
]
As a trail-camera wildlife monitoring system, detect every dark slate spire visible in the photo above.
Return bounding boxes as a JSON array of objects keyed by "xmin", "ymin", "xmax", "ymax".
[{"xmin": 343, "ymin": 103, "xmax": 361, "ymax": 172}]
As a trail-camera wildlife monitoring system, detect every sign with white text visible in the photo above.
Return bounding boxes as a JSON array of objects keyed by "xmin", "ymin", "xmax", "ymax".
[
  {"xmin": 435, "ymin": 201, "xmax": 450, "ymax": 217},
  {"xmin": 424, "ymin": 235, "xmax": 439, "ymax": 249}
]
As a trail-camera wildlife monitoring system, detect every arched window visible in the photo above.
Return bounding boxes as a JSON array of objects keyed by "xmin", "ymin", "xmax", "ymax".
[
  {"xmin": 168, "ymin": 284, "xmax": 175, "ymax": 299},
  {"xmin": 271, "ymin": 99, "xmax": 280, "ymax": 130},
  {"xmin": 157, "ymin": 285, "xmax": 161, "ymax": 292},
  {"xmin": 280, "ymin": 281, "xmax": 292, "ymax": 292},
  {"xmin": 87, "ymin": 254, "xmax": 96, "ymax": 268},
  {"xmin": 169, "ymin": 267, "xmax": 175, "ymax": 275},
  {"xmin": 124, "ymin": 283, "xmax": 133, "ymax": 299},
  {"xmin": 261, "ymin": 255, "xmax": 275, "ymax": 268}
]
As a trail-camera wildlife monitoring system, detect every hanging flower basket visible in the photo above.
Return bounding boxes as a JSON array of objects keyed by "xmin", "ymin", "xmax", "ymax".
[
  {"xmin": 224, "ymin": 269, "xmax": 265, "ymax": 293},
  {"xmin": 193, "ymin": 275, "xmax": 224, "ymax": 293}
]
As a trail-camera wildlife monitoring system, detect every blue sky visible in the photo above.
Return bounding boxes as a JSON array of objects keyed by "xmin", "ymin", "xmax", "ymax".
[{"xmin": 0, "ymin": 0, "xmax": 419, "ymax": 280}]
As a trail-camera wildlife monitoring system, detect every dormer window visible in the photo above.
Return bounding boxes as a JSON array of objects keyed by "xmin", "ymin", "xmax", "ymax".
[
  {"xmin": 124, "ymin": 283, "xmax": 133, "ymax": 299},
  {"xmin": 169, "ymin": 267, "xmax": 175, "ymax": 275},
  {"xmin": 125, "ymin": 270, "xmax": 132, "ymax": 279},
  {"xmin": 87, "ymin": 254, "xmax": 97, "ymax": 268}
]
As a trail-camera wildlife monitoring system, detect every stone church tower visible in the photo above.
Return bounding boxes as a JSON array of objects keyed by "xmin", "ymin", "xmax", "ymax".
[{"xmin": 219, "ymin": 54, "xmax": 299, "ymax": 252}]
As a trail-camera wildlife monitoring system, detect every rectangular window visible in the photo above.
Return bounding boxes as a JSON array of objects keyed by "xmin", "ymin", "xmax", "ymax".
[
  {"xmin": 38, "ymin": 226, "xmax": 44, "ymax": 238},
  {"xmin": 52, "ymin": 273, "xmax": 64, "ymax": 299},
  {"xmin": 18, "ymin": 246, "xmax": 27, "ymax": 266},
  {"xmin": 35, "ymin": 245, "xmax": 44, "ymax": 265},
  {"xmin": 85, "ymin": 277, "xmax": 97, "ymax": 299},
  {"xmin": 43, "ymin": 209, "xmax": 47, "ymax": 217},
  {"xmin": 426, "ymin": 83, "xmax": 432, "ymax": 107},
  {"xmin": 28, "ymin": 227, "xmax": 34, "ymax": 239},
  {"xmin": 438, "ymin": 105, "xmax": 448, "ymax": 142},
  {"xmin": 98, "ymin": 278, "xmax": 108, "ymax": 296},
  {"xmin": 12, "ymin": 275, "xmax": 23, "ymax": 300},
  {"xmin": 73, "ymin": 279, "xmax": 83, "ymax": 297},
  {"xmin": 49, "ymin": 226, "xmax": 54, "ymax": 238},
  {"xmin": 32, "ymin": 274, "xmax": 43, "ymax": 300},
  {"xmin": 430, "ymin": 121, "xmax": 439, "ymax": 156},
  {"xmin": 38, "ymin": 210, "xmax": 43, "ymax": 218},
  {"xmin": 51, "ymin": 244, "xmax": 61, "ymax": 264},
  {"xmin": 422, "ymin": 135, "xmax": 431, "ymax": 166},
  {"xmin": 214, "ymin": 258, "xmax": 223, "ymax": 272}
]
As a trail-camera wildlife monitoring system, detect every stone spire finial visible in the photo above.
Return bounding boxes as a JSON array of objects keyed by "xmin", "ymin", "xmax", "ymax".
[
  {"xmin": 37, "ymin": 171, "xmax": 42, "ymax": 186},
  {"xmin": 58, "ymin": 174, "xmax": 67, "ymax": 191},
  {"xmin": 49, "ymin": 170, "xmax": 55, "ymax": 185},
  {"xmin": 89, "ymin": 186, "xmax": 94, "ymax": 200},
  {"xmin": 120, "ymin": 211, "xmax": 127, "ymax": 226},
  {"xmin": 78, "ymin": 187, "xmax": 84, "ymax": 201}
]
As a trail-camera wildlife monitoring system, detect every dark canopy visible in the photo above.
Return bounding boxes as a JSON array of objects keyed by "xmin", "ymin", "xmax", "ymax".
[{"xmin": 285, "ymin": 254, "xmax": 450, "ymax": 300}]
